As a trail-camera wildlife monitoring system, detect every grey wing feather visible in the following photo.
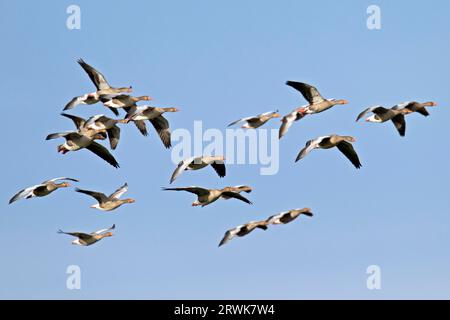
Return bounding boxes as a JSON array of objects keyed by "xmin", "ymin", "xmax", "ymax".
[{"xmin": 85, "ymin": 141, "xmax": 120, "ymax": 168}]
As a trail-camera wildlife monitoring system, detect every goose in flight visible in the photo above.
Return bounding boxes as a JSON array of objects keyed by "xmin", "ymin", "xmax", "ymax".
[
  {"xmin": 266, "ymin": 208, "xmax": 313, "ymax": 225},
  {"xmin": 286, "ymin": 81, "xmax": 348, "ymax": 116},
  {"xmin": 170, "ymin": 156, "xmax": 226, "ymax": 184},
  {"xmin": 60, "ymin": 113, "xmax": 126, "ymax": 150},
  {"xmin": 125, "ymin": 106, "xmax": 179, "ymax": 148},
  {"xmin": 356, "ymin": 105, "xmax": 414, "ymax": 136},
  {"xmin": 58, "ymin": 224, "xmax": 115, "ymax": 246},
  {"xmin": 219, "ymin": 220, "xmax": 269, "ymax": 247},
  {"xmin": 64, "ymin": 59, "xmax": 132, "ymax": 115},
  {"xmin": 46, "ymin": 131, "xmax": 120, "ymax": 168},
  {"xmin": 9, "ymin": 177, "xmax": 78, "ymax": 204},
  {"xmin": 227, "ymin": 111, "xmax": 281, "ymax": 129},
  {"xmin": 75, "ymin": 183, "xmax": 134, "ymax": 211},
  {"xmin": 296, "ymin": 135, "xmax": 362, "ymax": 169},
  {"xmin": 279, "ymin": 81, "xmax": 348, "ymax": 139},
  {"xmin": 162, "ymin": 185, "xmax": 253, "ymax": 207}
]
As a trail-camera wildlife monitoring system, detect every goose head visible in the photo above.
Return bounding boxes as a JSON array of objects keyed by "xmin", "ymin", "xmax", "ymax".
[
  {"xmin": 58, "ymin": 182, "xmax": 71, "ymax": 188},
  {"xmin": 164, "ymin": 107, "xmax": 180, "ymax": 113},
  {"xmin": 123, "ymin": 198, "xmax": 135, "ymax": 204},
  {"xmin": 424, "ymin": 101, "xmax": 437, "ymax": 106},
  {"xmin": 102, "ymin": 232, "xmax": 114, "ymax": 238}
]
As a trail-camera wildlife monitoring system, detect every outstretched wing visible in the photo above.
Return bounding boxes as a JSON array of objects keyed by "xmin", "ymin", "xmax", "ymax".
[
  {"xmin": 8, "ymin": 185, "xmax": 41, "ymax": 204},
  {"xmin": 109, "ymin": 183, "xmax": 128, "ymax": 199},
  {"xmin": 45, "ymin": 131, "xmax": 74, "ymax": 140},
  {"xmin": 355, "ymin": 105, "xmax": 387, "ymax": 122},
  {"xmin": 57, "ymin": 230, "xmax": 92, "ymax": 240},
  {"xmin": 336, "ymin": 141, "xmax": 362, "ymax": 169},
  {"xmin": 220, "ymin": 191, "xmax": 252, "ymax": 204},
  {"xmin": 85, "ymin": 141, "xmax": 120, "ymax": 168},
  {"xmin": 170, "ymin": 157, "xmax": 194, "ymax": 184},
  {"xmin": 75, "ymin": 188, "xmax": 108, "ymax": 204},
  {"xmin": 77, "ymin": 59, "xmax": 110, "ymax": 90},
  {"xmin": 392, "ymin": 114, "xmax": 406, "ymax": 137},
  {"xmin": 42, "ymin": 177, "xmax": 79, "ymax": 184},
  {"xmin": 279, "ymin": 108, "xmax": 305, "ymax": 139},
  {"xmin": 211, "ymin": 161, "xmax": 226, "ymax": 178},
  {"xmin": 295, "ymin": 136, "xmax": 328, "ymax": 162},
  {"xmin": 163, "ymin": 186, "xmax": 211, "ymax": 197},
  {"xmin": 60, "ymin": 113, "xmax": 86, "ymax": 130},
  {"xmin": 286, "ymin": 81, "xmax": 325, "ymax": 104},
  {"xmin": 150, "ymin": 115, "xmax": 171, "ymax": 148},
  {"xmin": 218, "ymin": 229, "xmax": 238, "ymax": 247},
  {"xmin": 93, "ymin": 224, "xmax": 116, "ymax": 235},
  {"xmin": 107, "ymin": 126, "xmax": 121, "ymax": 150}
]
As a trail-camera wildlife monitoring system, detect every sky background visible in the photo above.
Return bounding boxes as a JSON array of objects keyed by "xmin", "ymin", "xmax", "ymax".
[{"xmin": 1, "ymin": 0, "xmax": 449, "ymax": 299}]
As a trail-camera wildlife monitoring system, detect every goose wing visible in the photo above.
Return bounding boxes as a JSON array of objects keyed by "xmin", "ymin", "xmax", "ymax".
[
  {"xmin": 107, "ymin": 125, "xmax": 121, "ymax": 150},
  {"xmin": 355, "ymin": 105, "xmax": 388, "ymax": 122},
  {"xmin": 163, "ymin": 186, "xmax": 211, "ymax": 197},
  {"xmin": 392, "ymin": 114, "xmax": 406, "ymax": 136},
  {"xmin": 77, "ymin": 59, "xmax": 110, "ymax": 90},
  {"xmin": 92, "ymin": 224, "xmax": 116, "ymax": 235},
  {"xmin": 218, "ymin": 227, "xmax": 240, "ymax": 247},
  {"xmin": 149, "ymin": 115, "xmax": 171, "ymax": 148},
  {"xmin": 75, "ymin": 188, "xmax": 108, "ymax": 204},
  {"xmin": 211, "ymin": 161, "xmax": 226, "ymax": 178},
  {"xmin": 220, "ymin": 191, "xmax": 252, "ymax": 204},
  {"xmin": 279, "ymin": 108, "xmax": 305, "ymax": 139},
  {"xmin": 109, "ymin": 183, "xmax": 128, "ymax": 199},
  {"xmin": 85, "ymin": 141, "xmax": 120, "ymax": 168},
  {"xmin": 45, "ymin": 131, "xmax": 74, "ymax": 140},
  {"xmin": 336, "ymin": 141, "xmax": 362, "ymax": 169},
  {"xmin": 295, "ymin": 136, "xmax": 328, "ymax": 162},
  {"xmin": 64, "ymin": 94, "xmax": 90, "ymax": 110},
  {"xmin": 42, "ymin": 177, "xmax": 79, "ymax": 184},
  {"xmin": 8, "ymin": 185, "xmax": 42, "ymax": 204},
  {"xmin": 57, "ymin": 230, "xmax": 92, "ymax": 241},
  {"xmin": 286, "ymin": 81, "xmax": 325, "ymax": 104},
  {"xmin": 170, "ymin": 157, "xmax": 194, "ymax": 184},
  {"xmin": 60, "ymin": 113, "xmax": 86, "ymax": 130},
  {"xmin": 124, "ymin": 106, "xmax": 148, "ymax": 136}
]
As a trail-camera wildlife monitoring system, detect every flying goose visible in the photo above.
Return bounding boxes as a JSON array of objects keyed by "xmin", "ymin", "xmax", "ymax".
[
  {"xmin": 9, "ymin": 177, "xmax": 79, "ymax": 204},
  {"xmin": 60, "ymin": 113, "xmax": 126, "ymax": 149},
  {"xmin": 296, "ymin": 135, "xmax": 362, "ymax": 169},
  {"xmin": 286, "ymin": 81, "xmax": 348, "ymax": 116},
  {"xmin": 46, "ymin": 132, "xmax": 120, "ymax": 168},
  {"xmin": 266, "ymin": 208, "xmax": 313, "ymax": 225},
  {"xmin": 162, "ymin": 185, "xmax": 253, "ymax": 207},
  {"xmin": 227, "ymin": 111, "xmax": 281, "ymax": 129},
  {"xmin": 64, "ymin": 59, "xmax": 132, "ymax": 115},
  {"xmin": 356, "ymin": 105, "xmax": 413, "ymax": 136},
  {"xmin": 170, "ymin": 156, "xmax": 226, "ymax": 184},
  {"xmin": 393, "ymin": 101, "xmax": 437, "ymax": 117},
  {"xmin": 75, "ymin": 183, "xmax": 134, "ymax": 211},
  {"xmin": 219, "ymin": 220, "xmax": 269, "ymax": 247},
  {"xmin": 58, "ymin": 224, "xmax": 115, "ymax": 246},
  {"xmin": 103, "ymin": 95, "xmax": 152, "ymax": 109},
  {"xmin": 125, "ymin": 106, "xmax": 179, "ymax": 148}
]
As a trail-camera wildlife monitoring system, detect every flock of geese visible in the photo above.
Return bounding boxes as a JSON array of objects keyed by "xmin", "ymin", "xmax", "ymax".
[{"xmin": 8, "ymin": 59, "xmax": 437, "ymax": 247}]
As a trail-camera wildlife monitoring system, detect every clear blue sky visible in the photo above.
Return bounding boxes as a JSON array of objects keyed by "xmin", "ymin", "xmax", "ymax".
[{"xmin": 1, "ymin": 0, "xmax": 449, "ymax": 299}]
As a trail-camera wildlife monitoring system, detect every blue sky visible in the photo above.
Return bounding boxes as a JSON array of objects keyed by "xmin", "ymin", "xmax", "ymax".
[{"xmin": 1, "ymin": 0, "xmax": 449, "ymax": 299}]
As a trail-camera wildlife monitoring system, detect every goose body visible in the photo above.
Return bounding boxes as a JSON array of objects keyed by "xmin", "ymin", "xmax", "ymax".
[
  {"xmin": 228, "ymin": 111, "xmax": 280, "ymax": 129},
  {"xmin": 219, "ymin": 220, "xmax": 269, "ymax": 247},
  {"xmin": 296, "ymin": 135, "xmax": 362, "ymax": 169},
  {"xmin": 75, "ymin": 183, "xmax": 135, "ymax": 211},
  {"xmin": 163, "ymin": 185, "xmax": 252, "ymax": 207},
  {"xmin": 9, "ymin": 177, "xmax": 78, "ymax": 204},
  {"xmin": 170, "ymin": 156, "xmax": 226, "ymax": 184},
  {"xmin": 58, "ymin": 225, "xmax": 115, "ymax": 246}
]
